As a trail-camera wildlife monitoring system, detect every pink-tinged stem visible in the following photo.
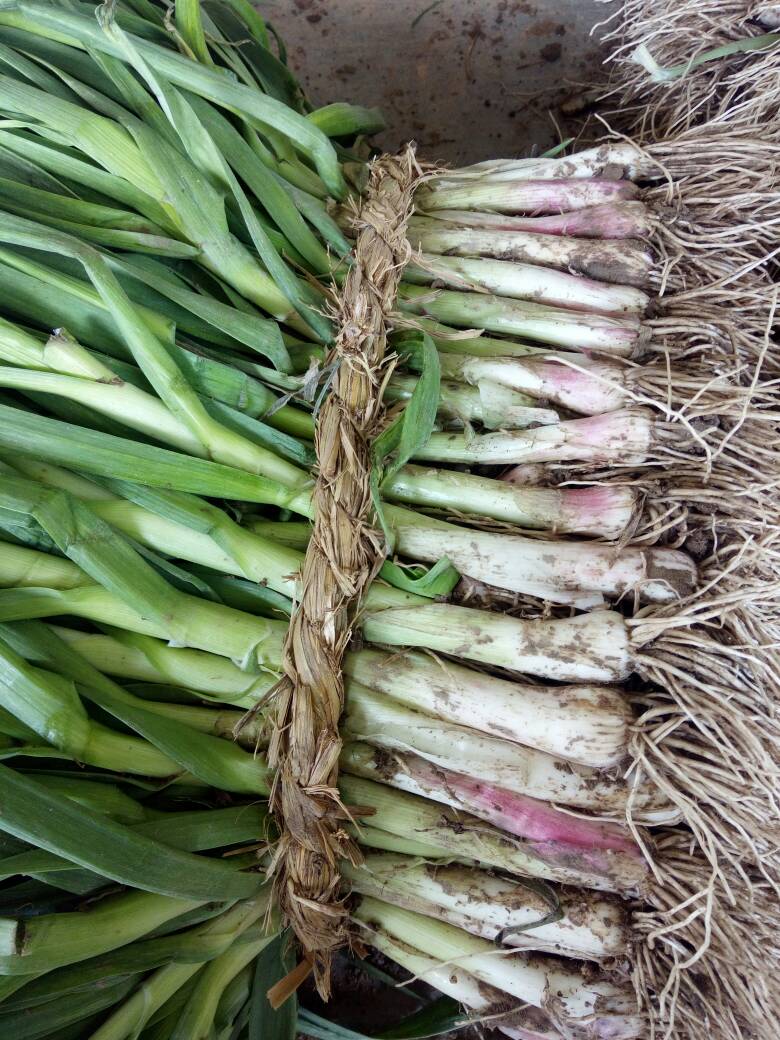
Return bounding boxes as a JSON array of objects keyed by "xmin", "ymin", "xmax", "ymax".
[
  {"xmin": 417, "ymin": 178, "xmax": 639, "ymax": 215},
  {"xmin": 406, "ymin": 755, "xmax": 639, "ymax": 854},
  {"xmin": 398, "ymin": 286, "xmax": 643, "ymax": 355},
  {"xmin": 501, "ymin": 1021, "xmax": 564, "ymax": 1040},
  {"xmin": 444, "ymin": 143, "xmax": 648, "ymax": 181},
  {"xmin": 558, "ymin": 485, "xmax": 636, "ymax": 537},
  {"xmin": 345, "ymin": 748, "xmax": 649, "ymax": 893},
  {"xmin": 428, "ymin": 203, "xmax": 653, "ymax": 239},
  {"xmin": 408, "ymin": 219, "xmax": 654, "ymax": 288},
  {"xmin": 414, "ymin": 409, "xmax": 654, "ymax": 467},
  {"xmin": 451, "ymin": 356, "xmax": 628, "ymax": 414},
  {"xmin": 521, "ymin": 359, "xmax": 627, "ymax": 413},
  {"xmin": 383, "ymin": 464, "xmax": 635, "ymax": 538},
  {"xmin": 561, "ymin": 410, "xmax": 653, "ymax": 460}
]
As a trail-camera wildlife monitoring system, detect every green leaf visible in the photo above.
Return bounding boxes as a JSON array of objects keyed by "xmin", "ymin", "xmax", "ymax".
[
  {"xmin": 0, "ymin": 248, "xmax": 175, "ymax": 349},
  {"xmin": 202, "ymin": 397, "xmax": 316, "ymax": 470},
  {"xmin": 0, "ymin": 932, "xmax": 209, "ymax": 1012},
  {"xmin": 541, "ymin": 137, "xmax": 574, "ymax": 158},
  {"xmin": 184, "ymin": 565, "xmax": 293, "ymax": 619},
  {"xmin": 2, "ymin": 208, "xmax": 198, "ymax": 256},
  {"xmin": 30, "ymin": 1015, "xmax": 108, "ymax": 1040},
  {"xmin": 0, "ymin": 744, "xmax": 78, "ymax": 762},
  {"xmin": 0, "ymin": 128, "xmax": 173, "ymax": 227},
  {"xmin": 296, "ymin": 998, "xmax": 468, "ymax": 1040},
  {"xmin": 248, "ymin": 932, "xmax": 297, "ymax": 1040},
  {"xmin": 133, "ymin": 542, "xmax": 223, "ymax": 602},
  {"xmin": 0, "ymin": 630, "xmax": 90, "ymax": 753},
  {"xmin": 0, "ymin": 4, "xmax": 346, "ymax": 196},
  {"xmin": 0, "ymin": 403, "xmax": 298, "ymax": 507},
  {"xmin": 175, "ymin": 0, "xmax": 213, "ymax": 64},
  {"xmin": 376, "ymin": 996, "xmax": 465, "ymax": 1039},
  {"xmin": 296, "ymin": 1011, "xmax": 372, "ymax": 1040},
  {"xmin": 109, "ymin": 253, "xmax": 289, "ymax": 368},
  {"xmin": 0, "ymin": 473, "xmax": 190, "ymax": 627},
  {"xmin": 97, "ymin": 15, "xmax": 328, "ymax": 343},
  {"xmin": 0, "ymin": 974, "xmax": 138, "ymax": 1040},
  {"xmin": 376, "ymin": 333, "xmax": 440, "ymax": 484},
  {"xmin": 378, "ymin": 557, "xmax": 460, "ymax": 599},
  {"xmin": 632, "ymin": 34, "xmax": 780, "ymax": 83},
  {"xmin": 308, "ymin": 103, "xmax": 386, "ymax": 138},
  {"xmin": 203, "ymin": 0, "xmax": 303, "ymax": 109},
  {"xmin": 207, "ymin": 0, "xmax": 270, "ymax": 49},
  {"xmin": 370, "ymin": 331, "xmax": 440, "ymax": 545},
  {"xmin": 79, "ymin": 679, "xmax": 271, "ymax": 794},
  {"xmin": 0, "ymin": 210, "xmax": 262, "ymax": 459},
  {"xmin": 0, "ymin": 764, "xmax": 263, "ymax": 900},
  {"xmin": 185, "ymin": 93, "xmax": 331, "ymax": 273},
  {"xmin": 143, "ymin": 971, "xmax": 204, "ymax": 1033},
  {"xmin": 0, "ymin": 36, "xmax": 77, "ymax": 101},
  {"xmin": 215, "ymin": 962, "xmax": 253, "ymax": 1032},
  {"xmin": 0, "ymin": 618, "xmax": 272, "ymax": 795},
  {"xmin": 0, "ymin": 804, "xmax": 269, "ymax": 884},
  {"xmin": 25, "ymin": 774, "xmax": 150, "ymax": 823},
  {"xmin": 493, "ymin": 876, "xmax": 563, "ymax": 942}
]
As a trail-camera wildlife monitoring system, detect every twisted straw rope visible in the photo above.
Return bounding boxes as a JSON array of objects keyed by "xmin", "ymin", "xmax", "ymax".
[{"xmin": 268, "ymin": 147, "xmax": 424, "ymax": 998}]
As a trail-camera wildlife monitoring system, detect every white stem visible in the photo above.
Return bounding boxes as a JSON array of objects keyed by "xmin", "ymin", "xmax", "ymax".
[
  {"xmin": 389, "ymin": 507, "xmax": 697, "ymax": 605},
  {"xmin": 342, "ymin": 684, "xmax": 671, "ymax": 818},
  {"xmin": 404, "ymin": 255, "xmax": 649, "ymax": 316},
  {"xmin": 347, "ymin": 854, "xmax": 628, "ymax": 961},
  {"xmin": 399, "ymin": 286, "xmax": 642, "ymax": 354},
  {"xmin": 365, "ymin": 926, "xmax": 564, "ymax": 1040},
  {"xmin": 407, "ymin": 218, "xmax": 653, "ymax": 286},
  {"xmin": 341, "ymin": 744, "xmax": 647, "ymax": 892},
  {"xmin": 362, "ymin": 606, "xmax": 633, "ymax": 682},
  {"xmin": 756, "ymin": 5, "xmax": 780, "ymax": 28},
  {"xmin": 340, "ymin": 775, "xmax": 644, "ymax": 893},
  {"xmin": 345, "ymin": 648, "xmax": 632, "ymax": 767},
  {"xmin": 416, "ymin": 178, "xmax": 639, "ymax": 215},
  {"xmin": 385, "ymin": 467, "xmax": 636, "ymax": 540},
  {"xmin": 412, "ymin": 409, "xmax": 655, "ymax": 466},
  {"xmin": 418, "ymin": 203, "xmax": 653, "ymax": 240},
  {"xmin": 437, "ymin": 354, "xmax": 630, "ymax": 415},
  {"xmin": 439, "ymin": 144, "xmax": 650, "ymax": 182},
  {"xmin": 57, "ymin": 624, "xmax": 633, "ymax": 768},
  {"xmin": 353, "ymin": 897, "xmax": 643, "ymax": 1039},
  {"xmin": 387, "ymin": 373, "xmax": 559, "ymax": 429}
]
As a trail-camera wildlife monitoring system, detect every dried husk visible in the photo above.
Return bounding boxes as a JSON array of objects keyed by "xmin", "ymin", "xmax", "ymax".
[{"xmin": 267, "ymin": 148, "xmax": 425, "ymax": 997}]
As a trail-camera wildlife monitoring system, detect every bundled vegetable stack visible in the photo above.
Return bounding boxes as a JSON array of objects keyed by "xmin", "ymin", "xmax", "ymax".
[{"xmin": 0, "ymin": 1, "xmax": 775, "ymax": 1039}]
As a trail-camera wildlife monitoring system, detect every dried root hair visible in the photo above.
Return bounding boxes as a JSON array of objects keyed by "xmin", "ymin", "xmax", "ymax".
[
  {"xmin": 612, "ymin": 532, "xmax": 780, "ymax": 1038},
  {"xmin": 596, "ymin": 0, "xmax": 780, "ymax": 141},
  {"xmin": 631, "ymin": 832, "xmax": 780, "ymax": 1040},
  {"xmin": 568, "ymin": 7, "xmax": 780, "ymax": 1036}
]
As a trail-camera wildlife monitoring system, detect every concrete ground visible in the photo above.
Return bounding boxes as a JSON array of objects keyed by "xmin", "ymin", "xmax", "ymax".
[{"xmin": 264, "ymin": 0, "xmax": 607, "ymax": 164}]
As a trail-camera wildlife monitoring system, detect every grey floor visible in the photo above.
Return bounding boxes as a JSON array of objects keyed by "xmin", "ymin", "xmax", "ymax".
[{"xmin": 265, "ymin": 0, "xmax": 607, "ymax": 164}]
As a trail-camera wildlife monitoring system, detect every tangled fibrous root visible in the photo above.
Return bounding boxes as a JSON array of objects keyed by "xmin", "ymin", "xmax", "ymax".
[
  {"xmin": 596, "ymin": 0, "xmax": 780, "ymax": 141},
  {"xmin": 573, "ymin": 132, "xmax": 780, "ymax": 554},
  {"xmin": 620, "ymin": 536, "xmax": 780, "ymax": 1038},
  {"xmin": 578, "ymin": 6, "xmax": 780, "ymax": 1037},
  {"xmin": 632, "ymin": 833, "xmax": 780, "ymax": 1040}
]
